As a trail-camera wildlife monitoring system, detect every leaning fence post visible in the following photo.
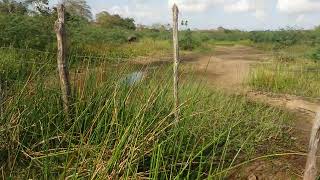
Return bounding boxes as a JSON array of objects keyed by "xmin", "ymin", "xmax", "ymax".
[
  {"xmin": 172, "ymin": 4, "xmax": 180, "ymax": 123},
  {"xmin": 304, "ymin": 110, "xmax": 320, "ymax": 180},
  {"xmin": 55, "ymin": 4, "xmax": 71, "ymax": 116}
]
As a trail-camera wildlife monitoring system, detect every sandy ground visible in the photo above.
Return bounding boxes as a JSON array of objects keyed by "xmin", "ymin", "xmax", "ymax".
[
  {"xmin": 185, "ymin": 45, "xmax": 268, "ymax": 92},
  {"xmin": 183, "ymin": 45, "xmax": 320, "ymax": 179}
]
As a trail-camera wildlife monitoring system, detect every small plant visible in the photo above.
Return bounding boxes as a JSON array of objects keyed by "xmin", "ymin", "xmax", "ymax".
[{"xmin": 310, "ymin": 47, "xmax": 320, "ymax": 62}]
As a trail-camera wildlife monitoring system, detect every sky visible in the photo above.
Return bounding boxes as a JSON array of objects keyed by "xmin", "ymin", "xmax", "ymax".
[{"xmin": 50, "ymin": 0, "xmax": 320, "ymax": 30}]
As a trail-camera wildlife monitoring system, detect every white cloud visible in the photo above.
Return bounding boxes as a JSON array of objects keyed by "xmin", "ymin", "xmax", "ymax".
[
  {"xmin": 224, "ymin": 0, "xmax": 267, "ymax": 20},
  {"xmin": 277, "ymin": 0, "xmax": 320, "ymax": 14},
  {"xmin": 109, "ymin": 0, "xmax": 269, "ymax": 22},
  {"xmin": 294, "ymin": 14, "xmax": 318, "ymax": 29},
  {"xmin": 224, "ymin": 0, "xmax": 254, "ymax": 12},
  {"xmin": 93, "ymin": 0, "xmax": 320, "ymax": 29},
  {"xmin": 168, "ymin": 0, "xmax": 225, "ymax": 13},
  {"xmin": 108, "ymin": 3, "xmax": 167, "ymax": 24},
  {"xmin": 110, "ymin": 5, "xmax": 130, "ymax": 17},
  {"xmin": 296, "ymin": 14, "xmax": 306, "ymax": 23},
  {"xmin": 254, "ymin": 10, "xmax": 267, "ymax": 20}
]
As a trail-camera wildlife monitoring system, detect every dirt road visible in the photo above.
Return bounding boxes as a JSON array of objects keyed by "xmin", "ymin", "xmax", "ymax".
[
  {"xmin": 186, "ymin": 45, "xmax": 319, "ymax": 118},
  {"xmin": 185, "ymin": 45, "xmax": 320, "ymax": 179},
  {"xmin": 185, "ymin": 45, "xmax": 268, "ymax": 92}
]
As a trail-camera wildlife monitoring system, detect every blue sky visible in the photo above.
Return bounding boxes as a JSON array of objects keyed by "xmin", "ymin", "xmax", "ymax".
[{"xmin": 51, "ymin": 0, "xmax": 320, "ymax": 30}]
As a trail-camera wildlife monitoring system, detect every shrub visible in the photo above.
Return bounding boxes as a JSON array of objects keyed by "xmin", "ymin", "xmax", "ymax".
[
  {"xmin": 179, "ymin": 29, "xmax": 200, "ymax": 50},
  {"xmin": 310, "ymin": 47, "xmax": 320, "ymax": 61},
  {"xmin": 0, "ymin": 14, "xmax": 56, "ymax": 50}
]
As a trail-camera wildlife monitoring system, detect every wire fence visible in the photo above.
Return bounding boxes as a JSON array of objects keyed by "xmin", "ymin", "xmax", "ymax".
[
  {"xmin": 0, "ymin": 46, "xmax": 125, "ymax": 62},
  {"xmin": 0, "ymin": 84, "xmax": 314, "ymax": 134},
  {"xmin": 0, "ymin": 46, "xmax": 174, "ymax": 67},
  {"xmin": 0, "ymin": 46, "xmax": 319, "ymax": 134}
]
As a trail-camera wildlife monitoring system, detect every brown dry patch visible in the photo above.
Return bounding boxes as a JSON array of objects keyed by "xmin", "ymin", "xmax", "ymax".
[{"xmin": 183, "ymin": 45, "xmax": 270, "ymax": 92}]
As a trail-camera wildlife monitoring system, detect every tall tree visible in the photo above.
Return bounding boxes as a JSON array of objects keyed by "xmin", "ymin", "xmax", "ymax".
[
  {"xmin": 64, "ymin": 0, "xmax": 92, "ymax": 20},
  {"xmin": 96, "ymin": 11, "xmax": 135, "ymax": 30},
  {"xmin": 0, "ymin": 0, "xmax": 28, "ymax": 14},
  {"xmin": 96, "ymin": 11, "xmax": 117, "ymax": 27}
]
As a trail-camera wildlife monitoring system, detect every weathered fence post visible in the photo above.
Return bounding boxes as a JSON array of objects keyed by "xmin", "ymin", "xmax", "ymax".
[
  {"xmin": 55, "ymin": 4, "xmax": 71, "ymax": 116},
  {"xmin": 172, "ymin": 4, "xmax": 180, "ymax": 123},
  {"xmin": 0, "ymin": 81, "xmax": 3, "ymax": 119},
  {"xmin": 304, "ymin": 110, "xmax": 320, "ymax": 180}
]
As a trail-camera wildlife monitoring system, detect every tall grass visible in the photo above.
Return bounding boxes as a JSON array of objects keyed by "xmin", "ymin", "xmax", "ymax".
[
  {"xmin": 79, "ymin": 38, "xmax": 172, "ymax": 59},
  {"xmin": 249, "ymin": 59, "xmax": 320, "ymax": 98},
  {"xmin": 0, "ymin": 49, "xmax": 293, "ymax": 179}
]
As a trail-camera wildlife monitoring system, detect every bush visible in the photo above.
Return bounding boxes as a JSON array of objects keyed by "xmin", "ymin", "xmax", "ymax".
[
  {"xmin": 249, "ymin": 29, "xmax": 306, "ymax": 49},
  {"xmin": 310, "ymin": 47, "xmax": 320, "ymax": 61},
  {"xmin": 0, "ymin": 13, "xmax": 137, "ymax": 52},
  {"xmin": 0, "ymin": 14, "xmax": 56, "ymax": 50},
  {"xmin": 179, "ymin": 29, "xmax": 201, "ymax": 50}
]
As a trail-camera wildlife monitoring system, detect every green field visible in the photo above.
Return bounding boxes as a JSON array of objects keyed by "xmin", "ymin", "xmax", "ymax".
[{"xmin": 1, "ymin": 0, "xmax": 320, "ymax": 179}]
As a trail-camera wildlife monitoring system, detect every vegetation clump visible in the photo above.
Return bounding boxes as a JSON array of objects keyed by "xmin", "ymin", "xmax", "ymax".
[{"xmin": 180, "ymin": 29, "xmax": 201, "ymax": 50}]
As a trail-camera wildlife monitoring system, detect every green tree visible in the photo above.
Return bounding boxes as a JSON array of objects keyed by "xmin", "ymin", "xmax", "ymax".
[
  {"xmin": 0, "ymin": 0, "xmax": 28, "ymax": 14},
  {"xmin": 0, "ymin": 14, "xmax": 55, "ymax": 49},
  {"xmin": 64, "ymin": 0, "xmax": 92, "ymax": 21},
  {"xmin": 96, "ymin": 11, "xmax": 135, "ymax": 30}
]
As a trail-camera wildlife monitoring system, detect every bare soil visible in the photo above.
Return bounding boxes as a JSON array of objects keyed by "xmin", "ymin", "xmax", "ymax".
[{"xmin": 183, "ymin": 45, "xmax": 320, "ymax": 179}]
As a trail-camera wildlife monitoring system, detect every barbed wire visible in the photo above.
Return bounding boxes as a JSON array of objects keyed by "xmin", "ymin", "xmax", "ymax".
[
  {"xmin": 0, "ymin": 47, "xmax": 125, "ymax": 61},
  {"xmin": 0, "ymin": 46, "xmax": 172, "ymax": 63},
  {"xmin": 0, "ymin": 46, "xmax": 54, "ymax": 54}
]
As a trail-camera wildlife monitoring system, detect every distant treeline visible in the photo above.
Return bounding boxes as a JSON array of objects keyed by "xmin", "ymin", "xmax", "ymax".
[
  {"xmin": 0, "ymin": 0, "xmax": 137, "ymax": 50},
  {"xmin": 1, "ymin": 0, "xmax": 320, "ymax": 52},
  {"xmin": 250, "ymin": 29, "xmax": 320, "ymax": 48}
]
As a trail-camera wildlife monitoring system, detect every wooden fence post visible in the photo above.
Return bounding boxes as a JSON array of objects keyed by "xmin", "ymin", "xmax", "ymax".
[
  {"xmin": 0, "ymin": 81, "xmax": 3, "ymax": 119},
  {"xmin": 55, "ymin": 4, "xmax": 71, "ymax": 116},
  {"xmin": 172, "ymin": 4, "xmax": 180, "ymax": 123},
  {"xmin": 304, "ymin": 110, "xmax": 320, "ymax": 180}
]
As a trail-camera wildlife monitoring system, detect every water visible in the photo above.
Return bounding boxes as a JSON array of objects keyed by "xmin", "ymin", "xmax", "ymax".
[{"xmin": 122, "ymin": 71, "xmax": 145, "ymax": 86}]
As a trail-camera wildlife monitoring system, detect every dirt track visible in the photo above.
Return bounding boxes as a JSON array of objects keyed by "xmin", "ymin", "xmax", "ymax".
[
  {"xmin": 185, "ymin": 45, "xmax": 269, "ymax": 92},
  {"xmin": 187, "ymin": 45, "xmax": 319, "ymax": 118},
  {"xmin": 185, "ymin": 45, "xmax": 320, "ymax": 179}
]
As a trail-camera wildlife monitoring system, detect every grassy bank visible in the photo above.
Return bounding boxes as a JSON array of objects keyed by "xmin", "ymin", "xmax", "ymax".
[
  {"xmin": 249, "ymin": 59, "xmax": 320, "ymax": 98},
  {"xmin": 0, "ymin": 51, "xmax": 293, "ymax": 179}
]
